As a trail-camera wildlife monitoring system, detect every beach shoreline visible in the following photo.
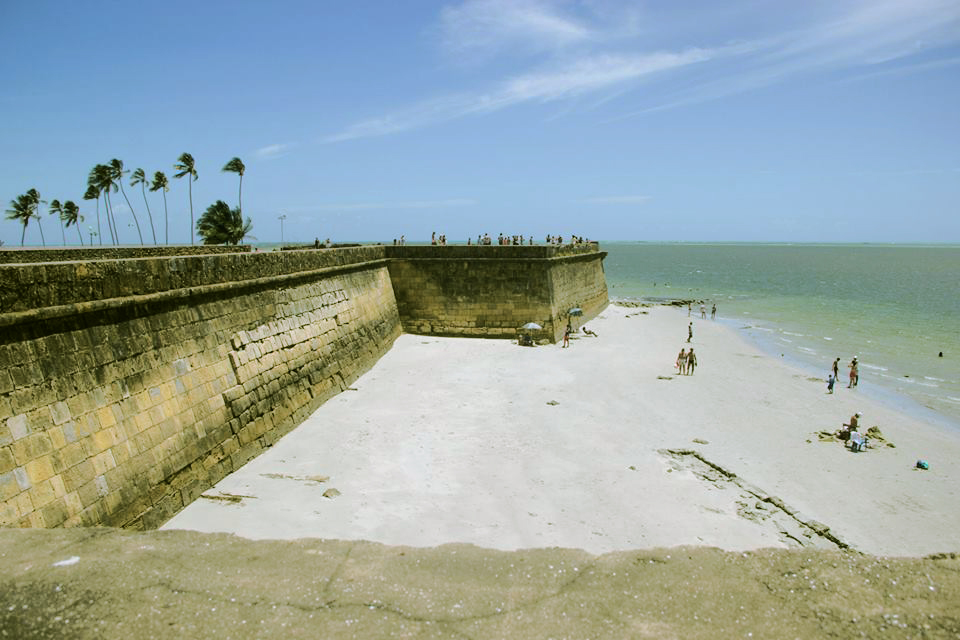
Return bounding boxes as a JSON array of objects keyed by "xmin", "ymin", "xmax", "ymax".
[
  {"xmin": 164, "ymin": 303, "xmax": 960, "ymax": 558},
  {"xmin": 615, "ymin": 295, "xmax": 960, "ymax": 435}
]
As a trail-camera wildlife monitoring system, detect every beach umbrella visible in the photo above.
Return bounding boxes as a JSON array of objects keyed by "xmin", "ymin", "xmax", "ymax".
[
  {"xmin": 568, "ymin": 308, "xmax": 583, "ymax": 316},
  {"xmin": 521, "ymin": 322, "xmax": 542, "ymax": 330}
]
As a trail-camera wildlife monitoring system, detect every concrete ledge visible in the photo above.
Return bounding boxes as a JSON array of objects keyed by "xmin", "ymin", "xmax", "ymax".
[{"xmin": 1, "ymin": 528, "xmax": 957, "ymax": 639}]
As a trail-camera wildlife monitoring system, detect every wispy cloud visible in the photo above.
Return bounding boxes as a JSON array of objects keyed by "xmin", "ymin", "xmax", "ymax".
[
  {"xmin": 326, "ymin": 0, "xmax": 960, "ymax": 141},
  {"xmin": 324, "ymin": 49, "xmax": 716, "ymax": 142},
  {"xmin": 255, "ymin": 143, "xmax": 294, "ymax": 159},
  {"xmin": 287, "ymin": 199, "xmax": 477, "ymax": 213},
  {"xmin": 439, "ymin": 0, "xmax": 592, "ymax": 58},
  {"xmin": 581, "ymin": 195, "xmax": 652, "ymax": 205}
]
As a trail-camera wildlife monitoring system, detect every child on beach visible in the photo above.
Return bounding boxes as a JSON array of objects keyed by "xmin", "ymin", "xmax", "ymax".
[{"xmin": 827, "ymin": 374, "xmax": 835, "ymax": 394}]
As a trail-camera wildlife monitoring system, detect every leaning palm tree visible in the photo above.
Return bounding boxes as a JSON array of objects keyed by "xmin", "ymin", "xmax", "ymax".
[
  {"xmin": 221, "ymin": 157, "xmax": 245, "ymax": 215},
  {"xmin": 89, "ymin": 164, "xmax": 117, "ymax": 244},
  {"xmin": 62, "ymin": 200, "xmax": 84, "ymax": 246},
  {"xmin": 26, "ymin": 188, "xmax": 46, "ymax": 246},
  {"xmin": 83, "ymin": 184, "xmax": 102, "ymax": 245},
  {"xmin": 131, "ymin": 168, "xmax": 157, "ymax": 244},
  {"xmin": 173, "ymin": 152, "xmax": 198, "ymax": 244},
  {"xmin": 150, "ymin": 171, "xmax": 170, "ymax": 245},
  {"xmin": 109, "ymin": 159, "xmax": 143, "ymax": 245},
  {"xmin": 48, "ymin": 199, "xmax": 67, "ymax": 245},
  {"xmin": 5, "ymin": 193, "xmax": 34, "ymax": 246},
  {"xmin": 196, "ymin": 200, "xmax": 252, "ymax": 245}
]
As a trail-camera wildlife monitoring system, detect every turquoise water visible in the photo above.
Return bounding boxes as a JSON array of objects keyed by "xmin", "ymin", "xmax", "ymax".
[{"xmin": 603, "ymin": 243, "xmax": 960, "ymax": 427}]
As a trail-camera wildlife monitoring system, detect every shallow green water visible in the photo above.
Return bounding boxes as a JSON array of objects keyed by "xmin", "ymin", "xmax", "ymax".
[{"xmin": 603, "ymin": 243, "xmax": 960, "ymax": 427}]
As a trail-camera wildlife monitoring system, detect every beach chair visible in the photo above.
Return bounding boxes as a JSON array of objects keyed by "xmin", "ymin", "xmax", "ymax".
[{"xmin": 849, "ymin": 432, "xmax": 868, "ymax": 452}]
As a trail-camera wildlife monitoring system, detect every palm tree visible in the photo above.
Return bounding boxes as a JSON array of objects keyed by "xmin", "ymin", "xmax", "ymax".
[
  {"xmin": 89, "ymin": 164, "xmax": 117, "ymax": 244},
  {"xmin": 110, "ymin": 159, "xmax": 143, "ymax": 245},
  {"xmin": 221, "ymin": 157, "xmax": 245, "ymax": 215},
  {"xmin": 150, "ymin": 171, "xmax": 170, "ymax": 245},
  {"xmin": 49, "ymin": 199, "xmax": 67, "ymax": 245},
  {"xmin": 173, "ymin": 152, "xmax": 198, "ymax": 244},
  {"xmin": 5, "ymin": 193, "xmax": 34, "ymax": 246},
  {"xmin": 131, "ymin": 168, "xmax": 157, "ymax": 244},
  {"xmin": 26, "ymin": 189, "xmax": 46, "ymax": 247},
  {"xmin": 197, "ymin": 200, "xmax": 252, "ymax": 245},
  {"xmin": 62, "ymin": 200, "xmax": 84, "ymax": 246},
  {"xmin": 83, "ymin": 184, "xmax": 102, "ymax": 245}
]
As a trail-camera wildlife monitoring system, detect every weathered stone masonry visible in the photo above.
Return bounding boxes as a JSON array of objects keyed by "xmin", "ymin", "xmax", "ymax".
[{"xmin": 1, "ymin": 244, "xmax": 607, "ymax": 530}]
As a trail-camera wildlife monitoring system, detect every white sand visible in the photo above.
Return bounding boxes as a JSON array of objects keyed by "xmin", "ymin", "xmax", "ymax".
[{"xmin": 164, "ymin": 305, "xmax": 960, "ymax": 556}]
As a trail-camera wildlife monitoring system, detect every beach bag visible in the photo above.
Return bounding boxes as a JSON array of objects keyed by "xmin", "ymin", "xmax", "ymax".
[{"xmin": 916, "ymin": 460, "xmax": 929, "ymax": 470}]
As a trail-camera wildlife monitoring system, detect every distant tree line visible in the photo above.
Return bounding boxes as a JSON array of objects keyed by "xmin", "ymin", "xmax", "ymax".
[{"xmin": 5, "ymin": 154, "xmax": 252, "ymax": 246}]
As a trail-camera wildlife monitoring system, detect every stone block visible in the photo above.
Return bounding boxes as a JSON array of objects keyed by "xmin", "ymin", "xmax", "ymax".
[
  {"xmin": 0, "ymin": 370, "xmax": 13, "ymax": 395},
  {"xmin": 12, "ymin": 432, "xmax": 53, "ymax": 466},
  {"xmin": 28, "ymin": 478, "xmax": 57, "ymax": 509},
  {"xmin": 0, "ymin": 447, "xmax": 14, "ymax": 475},
  {"xmin": 7, "ymin": 414, "xmax": 29, "ymax": 441},
  {"xmin": 91, "ymin": 450, "xmax": 117, "ymax": 476},
  {"xmin": 0, "ymin": 470, "xmax": 21, "ymax": 501},
  {"xmin": 25, "ymin": 455, "xmax": 55, "ymax": 485}
]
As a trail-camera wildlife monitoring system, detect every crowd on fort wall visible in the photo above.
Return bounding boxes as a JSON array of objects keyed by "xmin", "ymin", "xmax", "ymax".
[{"xmin": 0, "ymin": 244, "xmax": 608, "ymax": 530}]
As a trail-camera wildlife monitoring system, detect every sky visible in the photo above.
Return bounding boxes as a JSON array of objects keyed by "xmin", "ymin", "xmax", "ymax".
[{"xmin": 1, "ymin": 0, "xmax": 959, "ymax": 246}]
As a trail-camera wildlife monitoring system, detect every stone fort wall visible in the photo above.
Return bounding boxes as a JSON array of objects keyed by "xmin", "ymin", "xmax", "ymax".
[
  {"xmin": 386, "ymin": 243, "xmax": 607, "ymax": 343},
  {"xmin": 1, "ymin": 245, "xmax": 607, "ymax": 529}
]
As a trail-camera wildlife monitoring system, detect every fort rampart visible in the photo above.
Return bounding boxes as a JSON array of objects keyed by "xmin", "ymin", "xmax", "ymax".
[{"xmin": 0, "ymin": 244, "xmax": 606, "ymax": 530}]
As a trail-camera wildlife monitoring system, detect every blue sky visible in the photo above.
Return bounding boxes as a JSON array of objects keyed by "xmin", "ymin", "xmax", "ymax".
[{"xmin": 1, "ymin": 0, "xmax": 958, "ymax": 246}]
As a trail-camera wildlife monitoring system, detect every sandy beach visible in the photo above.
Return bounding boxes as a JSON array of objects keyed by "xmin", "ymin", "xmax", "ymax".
[{"xmin": 164, "ymin": 304, "xmax": 960, "ymax": 557}]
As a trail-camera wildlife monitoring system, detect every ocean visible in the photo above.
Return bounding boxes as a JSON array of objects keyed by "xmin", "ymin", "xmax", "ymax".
[{"xmin": 602, "ymin": 243, "xmax": 960, "ymax": 429}]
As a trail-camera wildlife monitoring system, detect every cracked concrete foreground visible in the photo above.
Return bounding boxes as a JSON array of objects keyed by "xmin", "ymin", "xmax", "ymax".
[{"xmin": 2, "ymin": 528, "xmax": 959, "ymax": 639}]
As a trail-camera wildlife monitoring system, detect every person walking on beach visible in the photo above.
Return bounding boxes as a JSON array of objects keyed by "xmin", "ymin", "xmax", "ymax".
[
  {"xmin": 711, "ymin": 304, "xmax": 716, "ymax": 320},
  {"xmin": 562, "ymin": 324, "xmax": 571, "ymax": 348},
  {"xmin": 687, "ymin": 303, "xmax": 691, "ymax": 317},
  {"xmin": 686, "ymin": 348, "xmax": 697, "ymax": 375},
  {"xmin": 848, "ymin": 357, "xmax": 859, "ymax": 388},
  {"xmin": 687, "ymin": 322, "xmax": 693, "ymax": 343},
  {"xmin": 700, "ymin": 303, "xmax": 706, "ymax": 319},
  {"xmin": 827, "ymin": 374, "xmax": 835, "ymax": 394},
  {"xmin": 676, "ymin": 348, "xmax": 687, "ymax": 374},
  {"xmin": 832, "ymin": 358, "xmax": 840, "ymax": 384}
]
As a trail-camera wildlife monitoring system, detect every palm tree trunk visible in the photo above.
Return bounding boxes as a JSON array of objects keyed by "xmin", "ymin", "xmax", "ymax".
[
  {"xmin": 105, "ymin": 192, "xmax": 118, "ymax": 244},
  {"xmin": 20, "ymin": 223, "xmax": 27, "ymax": 246},
  {"xmin": 76, "ymin": 225, "xmax": 85, "ymax": 246},
  {"xmin": 163, "ymin": 191, "xmax": 169, "ymax": 245},
  {"xmin": 119, "ymin": 184, "xmax": 144, "ymax": 245},
  {"xmin": 238, "ymin": 173, "xmax": 243, "ymax": 216},
  {"xmin": 59, "ymin": 220, "xmax": 66, "ymax": 246},
  {"xmin": 36, "ymin": 219, "xmax": 46, "ymax": 246},
  {"xmin": 188, "ymin": 180, "xmax": 194, "ymax": 245},
  {"xmin": 95, "ymin": 198, "xmax": 102, "ymax": 245},
  {"xmin": 140, "ymin": 185, "xmax": 157, "ymax": 244}
]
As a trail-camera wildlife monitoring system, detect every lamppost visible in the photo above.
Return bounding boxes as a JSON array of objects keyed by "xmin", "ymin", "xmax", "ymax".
[{"xmin": 278, "ymin": 214, "xmax": 287, "ymax": 246}]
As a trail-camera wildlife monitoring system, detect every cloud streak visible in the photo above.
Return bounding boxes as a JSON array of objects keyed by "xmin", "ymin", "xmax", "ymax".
[
  {"xmin": 324, "ymin": 48, "xmax": 716, "ymax": 142},
  {"xmin": 255, "ymin": 143, "xmax": 294, "ymax": 159},
  {"xmin": 439, "ymin": 0, "xmax": 593, "ymax": 58},
  {"xmin": 288, "ymin": 199, "xmax": 477, "ymax": 213},
  {"xmin": 581, "ymin": 195, "xmax": 652, "ymax": 205},
  {"xmin": 325, "ymin": 0, "xmax": 960, "ymax": 142}
]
